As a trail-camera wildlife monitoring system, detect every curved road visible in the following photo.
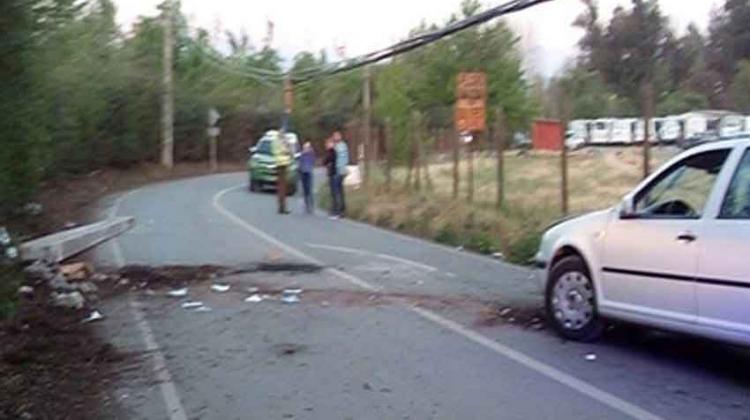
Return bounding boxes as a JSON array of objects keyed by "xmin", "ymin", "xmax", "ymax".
[{"xmin": 94, "ymin": 173, "xmax": 750, "ymax": 420}]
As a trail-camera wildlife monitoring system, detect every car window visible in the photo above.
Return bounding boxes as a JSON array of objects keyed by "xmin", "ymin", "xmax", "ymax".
[
  {"xmin": 719, "ymin": 150, "xmax": 750, "ymax": 219},
  {"xmin": 256, "ymin": 140, "xmax": 272, "ymax": 155},
  {"xmin": 634, "ymin": 149, "xmax": 729, "ymax": 219}
]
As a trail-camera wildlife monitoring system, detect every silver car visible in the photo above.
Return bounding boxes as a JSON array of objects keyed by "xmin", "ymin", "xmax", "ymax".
[{"xmin": 535, "ymin": 138, "xmax": 750, "ymax": 346}]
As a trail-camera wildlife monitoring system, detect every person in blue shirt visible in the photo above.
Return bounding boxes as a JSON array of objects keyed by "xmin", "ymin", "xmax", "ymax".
[
  {"xmin": 298, "ymin": 142, "xmax": 316, "ymax": 214},
  {"xmin": 332, "ymin": 130, "xmax": 349, "ymax": 218}
]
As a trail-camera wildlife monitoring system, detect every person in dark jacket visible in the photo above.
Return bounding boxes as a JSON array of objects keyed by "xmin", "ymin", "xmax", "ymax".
[
  {"xmin": 298, "ymin": 142, "xmax": 316, "ymax": 214},
  {"xmin": 323, "ymin": 138, "xmax": 339, "ymax": 218}
]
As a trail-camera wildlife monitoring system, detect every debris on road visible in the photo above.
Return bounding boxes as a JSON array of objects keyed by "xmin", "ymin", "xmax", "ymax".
[
  {"xmin": 74, "ymin": 281, "xmax": 98, "ymax": 294},
  {"xmin": 81, "ymin": 310, "xmax": 104, "ymax": 324},
  {"xmin": 585, "ymin": 353, "xmax": 597, "ymax": 362},
  {"xmin": 246, "ymin": 286, "xmax": 260, "ymax": 294},
  {"xmin": 245, "ymin": 294, "xmax": 264, "ymax": 303},
  {"xmin": 194, "ymin": 306, "xmax": 212, "ymax": 313},
  {"xmin": 167, "ymin": 288, "xmax": 188, "ymax": 298},
  {"xmin": 281, "ymin": 289, "xmax": 302, "ymax": 304},
  {"xmin": 492, "ymin": 252, "xmax": 505, "ymax": 260},
  {"xmin": 49, "ymin": 273, "xmax": 76, "ymax": 292},
  {"xmin": 60, "ymin": 262, "xmax": 92, "ymax": 281},
  {"xmin": 499, "ymin": 307, "xmax": 513, "ymax": 317},
  {"xmin": 18, "ymin": 286, "xmax": 34, "ymax": 296},
  {"xmin": 181, "ymin": 301, "xmax": 204, "ymax": 309},
  {"xmin": 52, "ymin": 291, "xmax": 85, "ymax": 310},
  {"xmin": 210, "ymin": 283, "xmax": 231, "ymax": 293}
]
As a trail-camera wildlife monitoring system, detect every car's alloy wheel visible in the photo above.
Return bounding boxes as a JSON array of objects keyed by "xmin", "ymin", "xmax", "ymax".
[{"xmin": 545, "ymin": 256, "xmax": 604, "ymax": 341}]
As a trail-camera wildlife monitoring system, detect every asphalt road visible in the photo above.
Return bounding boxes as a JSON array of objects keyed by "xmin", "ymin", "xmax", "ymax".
[{"xmin": 93, "ymin": 172, "xmax": 750, "ymax": 420}]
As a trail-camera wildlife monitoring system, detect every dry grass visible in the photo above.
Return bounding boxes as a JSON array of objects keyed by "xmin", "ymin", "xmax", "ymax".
[{"xmin": 346, "ymin": 146, "xmax": 680, "ymax": 264}]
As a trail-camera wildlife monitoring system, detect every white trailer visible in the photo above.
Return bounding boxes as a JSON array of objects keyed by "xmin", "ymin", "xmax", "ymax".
[
  {"xmin": 611, "ymin": 119, "xmax": 635, "ymax": 144},
  {"xmin": 681, "ymin": 113, "xmax": 708, "ymax": 139},
  {"xmin": 659, "ymin": 117, "xmax": 682, "ymax": 142},
  {"xmin": 590, "ymin": 119, "xmax": 613, "ymax": 144},
  {"xmin": 567, "ymin": 120, "xmax": 589, "ymax": 148},
  {"xmin": 721, "ymin": 115, "xmax": 746, "ymax": 138}
]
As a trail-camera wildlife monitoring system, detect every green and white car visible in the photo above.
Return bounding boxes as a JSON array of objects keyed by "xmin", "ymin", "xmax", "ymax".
[{"xmin": 247, "ymin": 130, "xmax": 299, "ymax": 195}]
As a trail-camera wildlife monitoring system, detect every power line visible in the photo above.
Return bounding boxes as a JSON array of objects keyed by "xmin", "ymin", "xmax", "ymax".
[{"xmin": 290, "ymin": 0, "xmax": 553, "ymax": 82}]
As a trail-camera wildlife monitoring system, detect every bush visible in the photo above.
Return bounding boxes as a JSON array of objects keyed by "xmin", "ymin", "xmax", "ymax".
[
  {"xmin": 466, "ymin": 231, "xmax": 495, "ymax": 255},
  {"xmin": 434, "ymin": 225, "xmax": 459, "ymax": 246},
  {"xmin": 507, "ymin": 230, "xmax": 542, "ymax": 265}
]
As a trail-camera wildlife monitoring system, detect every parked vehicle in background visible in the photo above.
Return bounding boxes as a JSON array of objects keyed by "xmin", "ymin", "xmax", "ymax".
[
  {"xmin": 535, "ymin": 137, "xmax": 750, "ymax": 346},
  {"xmin": 248, "ymin": 130, "xmax": 299, "ymax": 195}
]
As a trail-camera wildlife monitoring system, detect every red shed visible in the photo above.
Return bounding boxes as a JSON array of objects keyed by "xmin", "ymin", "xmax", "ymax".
[{"xmin": 532, "ymin": 119, "xmax": 564, "ymax": 151}]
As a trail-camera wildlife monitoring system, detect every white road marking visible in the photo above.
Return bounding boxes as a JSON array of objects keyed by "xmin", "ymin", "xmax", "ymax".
[
  {"xmin": 213, "ymin": 184, "xmax": 662, "ymax": 420},
  {"xmin": 306, "ymin": 242, "xmax": 438, "ymax": 272},
  {"xmin": 109, "ymin": 188, "xmax": 188, "ymax": 420},
  {"xmin": 306, "ymin": 243, "xmax": 368, "ymax": 256}
]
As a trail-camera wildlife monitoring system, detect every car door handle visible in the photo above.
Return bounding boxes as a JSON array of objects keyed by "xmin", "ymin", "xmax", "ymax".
[{"xmin": 676, "ymin": 232, "xmax": 697, "ymax": 243}]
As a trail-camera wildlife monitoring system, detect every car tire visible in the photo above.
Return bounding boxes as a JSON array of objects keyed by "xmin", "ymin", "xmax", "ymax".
[
  {"xmin": 249, "ymin": 179, "xmax": 258, "ymax": 192},
  {"xmin": 545, "ymin": 255, "xmax": 604, "ymax": 342}
]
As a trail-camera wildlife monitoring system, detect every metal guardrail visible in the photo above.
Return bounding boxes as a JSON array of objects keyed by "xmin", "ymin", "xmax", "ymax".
[{"xmin": 20, "ymin": 216, "xmax": 135, "ymax": 262}]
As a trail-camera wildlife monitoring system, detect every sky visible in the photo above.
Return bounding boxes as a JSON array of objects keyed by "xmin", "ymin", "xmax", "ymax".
[{"xmin": 114, "ymin": 0, "xmax": 722, "ymax": 77}]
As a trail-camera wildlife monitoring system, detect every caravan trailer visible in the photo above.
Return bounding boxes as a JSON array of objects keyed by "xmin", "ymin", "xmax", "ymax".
[
  {"xmin": 721, "ymin": 114, "xmax": 745, "ymax": 138},
  {"xmin": 659, "ymin": 117, "xmax": 682, "ymax": 143},
  {"xmin": 590, "ymin": 119, "xmax": 613, "ymax": 144},
  {"xmin": 611, "ymin": 119, "xmax": 635, "ymax": 144},
  {"xmin": 567, "ymin": 120, "xmax": 589, "ymax": 149},
  {"xmin": 681, "ymin": 113, "xmax": 708, "ymax": 139}
]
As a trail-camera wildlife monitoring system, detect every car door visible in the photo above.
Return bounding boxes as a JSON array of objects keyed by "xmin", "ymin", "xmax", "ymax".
[
  {"xmin": 696, "ymin": 147, "xmax": 750, "ymax": 337},
  {"xmin": 600, "ymin": 149, "xmax": 731, "ymax": 325}
]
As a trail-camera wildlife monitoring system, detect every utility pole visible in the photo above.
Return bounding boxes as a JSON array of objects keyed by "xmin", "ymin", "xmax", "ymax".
[
  {"xmin": 642, "ymin": 82, "xmax": 653, "ymax": 179},
  {"xmin": 495, "ymin": 109, "xmax": 506, "ymax": 210},
  {"xmin": 362, "ymin": 66, "xmax": 372, "ymax": 189},
  {"xmin": 161, "ymin": 0, "xmax": 174, "ymax": 169}
]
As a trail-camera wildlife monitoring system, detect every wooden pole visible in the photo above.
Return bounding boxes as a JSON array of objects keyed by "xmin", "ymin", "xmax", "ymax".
[
  {"xmin": 560, "ymin": 119, "xmax": 569, "ymax": 216},
  {"xmin": 209, "ymin": 134, "xmax": 218, "ymax": 172},
  {"xmin": 467, "ymin": 132, "xmax": 474, "ymax": 203},
  {"xmin": 414, "ymin": 112, "xmax": 422, "ymax": 192},
  {"xmin": 385, "ymin": 118, "xmax": 392, "ymax": 192},
  {"xmin": 362, "ymin": 66, "xmax": 372, "ymax": 188},
  {"xmin": 453, "ymin": 130, "xmax": 461, "ymax": 199},
  {"xmin": 160, "ymin": 0, "xmax": 174, "ymax": 169},
  {"xmin": 642, "ymin": 82, "xmax": 653, "ymax": 179},
  {"xmin": 495, "ymin": 109, "xmax": 506, "ymax": 210}
]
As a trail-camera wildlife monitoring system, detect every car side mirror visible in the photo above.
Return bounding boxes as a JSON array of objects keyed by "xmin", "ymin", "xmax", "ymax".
[
  {"xmin": 249, "ymin": 146, "xmax": 257, "ymax": 154},
  {"xmin": 619, "ymin": 195, "xmax": 637, "ymax": 219}
]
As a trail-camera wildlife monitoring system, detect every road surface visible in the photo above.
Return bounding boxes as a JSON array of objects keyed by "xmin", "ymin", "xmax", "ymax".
[{"xmin": 93, "ymin": 173, "xmax": 750, "ymax": 420}]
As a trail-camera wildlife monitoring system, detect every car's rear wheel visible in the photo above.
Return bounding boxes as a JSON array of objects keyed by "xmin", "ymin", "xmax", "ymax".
[
  {"xmin": 249, "ymin": 179, "xmax": 259, "ymax": 192},
  {"xmin": 545, "ymin": 255, "xmax": 604, "ymax": 341}
]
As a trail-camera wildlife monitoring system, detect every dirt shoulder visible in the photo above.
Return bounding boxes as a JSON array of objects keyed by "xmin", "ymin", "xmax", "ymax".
[
  {"xmin": 15, "ymin": 162, "xmax": 245, "ymax": 240},
  {"xmin": 0, "ymin": 162, "xmax": 244, "ymax": 419}
]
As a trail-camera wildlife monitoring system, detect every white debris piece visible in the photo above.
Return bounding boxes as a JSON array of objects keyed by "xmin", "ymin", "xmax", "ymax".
[
  {"xmin": 585, "ymin": 353, "xmax": 597, "ymax": 362},
  {"xmin": 6, "ymin": 246, "xmax": 18, "ymax": 259},
  {"xmin": 492, "ymin": 252, "xmax": 505, "ymax": 260},
  {"xmin": 167, "ymin": 288, "xmax": 188, "ymax": 297},
  {"xmin": 246, "ymin": 287, "xmax": 259, "ymax": 294},
  {"xmin": 211, "ymin": 284, "xmax": 231, "ymax": 293},
  {"xmin": 18, "ymin": 285, "xmax": 34, "ymax": 295},
  {"xmin": 181, "ymin": 301, "xmax": 204, "ymax": 309},
  {"xmin": 281, "ymin": 289, "xmax": 302, "ymax": 304},
  {"xmin": 194, "ymin": 306, "xmax": 212, "ymax": 312},
  {"xmin": 75, "ymin": 282, "xmax": 98, "ymax": 294},
  {"xmin": 244, "ymin": 294, "xmax": 264, "ymax": 303},
  {"xmin": 52, "ymin": 291, "xmax": 85, "ymax": 310},
  {"xmin": 82, "ymin": 310, "xmax": 104, "ymax": 324}
]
